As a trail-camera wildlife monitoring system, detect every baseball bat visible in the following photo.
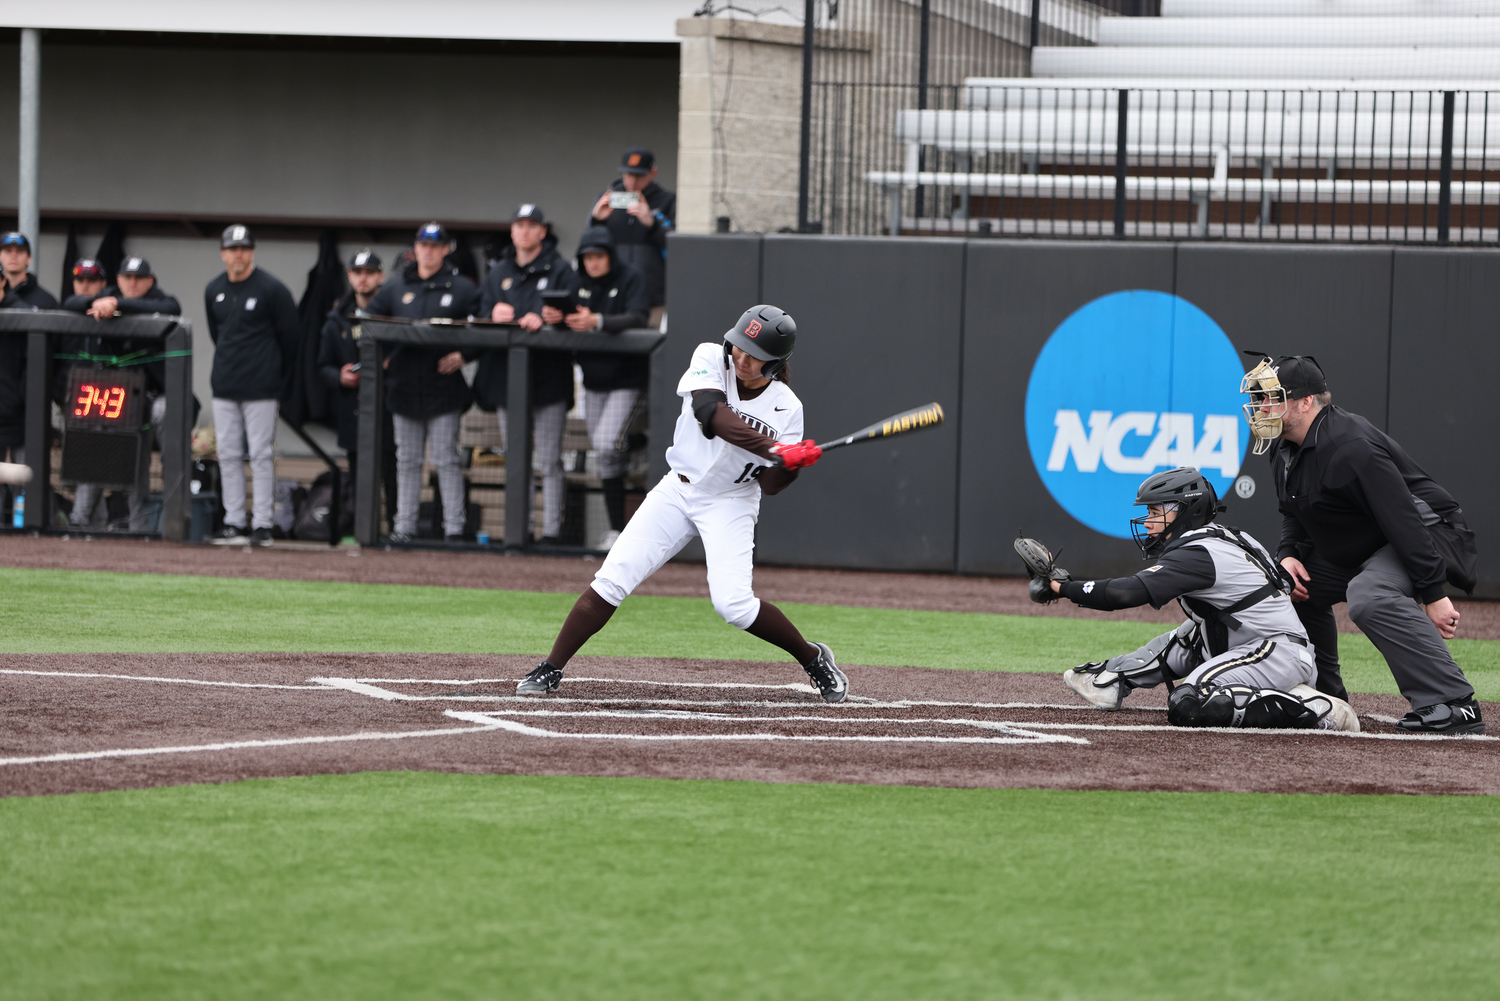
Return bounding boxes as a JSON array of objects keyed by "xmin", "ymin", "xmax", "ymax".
[
  {"xmin": 816, "ymin": 402, "xmax": 945, "ymax": 452},
  {"xmin": 0, "ymin": 461, "xmax": 34, "ymax": 485}
]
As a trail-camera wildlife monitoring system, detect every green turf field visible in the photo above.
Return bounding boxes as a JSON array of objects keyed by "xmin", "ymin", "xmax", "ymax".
[
  {"xmin": 4, "ymin": 566, "xmax": 1498, "ymax": 1000},
  {"xmin": 2, "ymin": 567, "xmax": 1496, "ymax": 699},
  {"xmin": 2, "ymin": 773, "xmax": 1497, "ymax": 1001}
]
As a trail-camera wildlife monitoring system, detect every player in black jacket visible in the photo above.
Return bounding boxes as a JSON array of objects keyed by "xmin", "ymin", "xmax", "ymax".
[
  {"xmin": 587, "ymin": 147, "xmax": 674, "ymax": 319},
  {"xmin": 1244, "ymin": 354, "xmax": 1482, "ymax": 735},
  {"xmin": 318, "ymin": 248, "xmax": 396, "ymax": 532},
  {"xmin": 366, "ymin": 223, "xmax": 481, "ymax": 543},
  {"xmin": 62, "ymin": 256, "xmax": 183, "ymax": 530},
  {"xmin": 0, "ymin": 232, "xmax": 58, "ymax": 511},
  {"xmin": 559, "ymin": 225, "xmax": 650, "ymax": 549},
  {"xmin": 477, "ymin": 204, "xmax": 576, "ymax": 543},
  {"xmin": 204, "ymin": 225, "xmax": 300, "ymax": 546}
]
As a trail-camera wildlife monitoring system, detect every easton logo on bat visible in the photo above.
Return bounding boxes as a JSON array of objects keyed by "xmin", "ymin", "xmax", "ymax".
[
  {"xmin": 877, "ymin": 404, "xmax": 944, "ymax": 437},
  {"xmin": 1024, "ymin": 290, "xmax": 1247, "ymax": 539}
]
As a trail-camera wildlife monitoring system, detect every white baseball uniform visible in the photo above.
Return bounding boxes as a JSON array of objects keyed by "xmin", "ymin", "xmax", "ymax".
[{"xmin": 591, "ymin": 342, "xmax": 804, "ymax": 628}]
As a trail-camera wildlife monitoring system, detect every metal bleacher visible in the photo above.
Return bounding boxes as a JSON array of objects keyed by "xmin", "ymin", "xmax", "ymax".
[{"xmin": 866, "ymin": 0, "xmax": 1500, "ymax": 241}]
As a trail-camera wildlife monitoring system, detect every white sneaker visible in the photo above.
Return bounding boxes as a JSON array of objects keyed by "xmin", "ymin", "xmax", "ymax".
[
  {"xmin": 1293, "ymin": 684, "xmax": 1361, "ymax": 732},
  {"xmin": 1063, "ymin": 664, "xmax": 1126, "ymax": 711},
  {"xmin": 598, "ymin": 529, "xmax": 621, "ymax": 551}
]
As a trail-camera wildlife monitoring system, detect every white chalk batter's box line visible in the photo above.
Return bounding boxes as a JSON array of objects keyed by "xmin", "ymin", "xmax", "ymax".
[{"xmin": 0, "ymin": 669, "xmax": 1489, "ymax": 768}]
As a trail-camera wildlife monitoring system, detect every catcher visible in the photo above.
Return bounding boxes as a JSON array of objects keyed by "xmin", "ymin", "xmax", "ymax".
[{"xmin": 1017, "ymin": 466, "xmax": 1360, "ymax": 731}]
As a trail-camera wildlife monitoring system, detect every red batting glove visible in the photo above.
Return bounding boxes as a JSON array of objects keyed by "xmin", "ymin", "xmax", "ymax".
[{"xmin": 771, "ymin": 439, "xmax": 823, "ymax": 471}]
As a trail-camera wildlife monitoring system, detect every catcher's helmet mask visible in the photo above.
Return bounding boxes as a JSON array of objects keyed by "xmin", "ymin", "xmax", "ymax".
[
  {"xmin": 1130, "ymin": 466, "xmax": 1223, "ymax": 558},
  {"xmin": 1239, "ymin": 351, "xmax": 1327, "ymax": 455},
  {"xmin": 724, "ymin": 304, "xmax": 796, "ymax": 380}
]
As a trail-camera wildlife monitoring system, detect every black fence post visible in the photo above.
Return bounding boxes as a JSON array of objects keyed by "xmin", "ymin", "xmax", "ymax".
[
  {"xmin": 914, "ymin": 0, "xmax": 931, "ymax": 221},
  {"xmin": 21, "ymin": 330, "xmax": 50, "ymax": 527},
  {"xmin": 504, "ymin": 344, "xmax": 533, "ymax": 550},
  {"xmin": 1114, "ymin": 89, "xmax": 1129, "ymax": 238},
  {"xmin": 354, "ymin": 333, "xmax": 383, "ymax": 547},
  {"xmin": 1029, "ymin": 0, "xmax": 1040, "ymax": 49},
  {"xmin": 1438, "ymin": 90, "xmax": 1455, "ymax": 245},
  {"xmin": 159, "ymin": 324, "xmax": 192, "ymax": 542},
  {"xmin": 797, "ymin": 0, "xmax": 815, "ymax": 233}
]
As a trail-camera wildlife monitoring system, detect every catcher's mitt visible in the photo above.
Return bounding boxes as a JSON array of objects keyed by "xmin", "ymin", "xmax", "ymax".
[{"xmin": 1014, "ymin": 537, "xmax": 1070, "ymax": 588}]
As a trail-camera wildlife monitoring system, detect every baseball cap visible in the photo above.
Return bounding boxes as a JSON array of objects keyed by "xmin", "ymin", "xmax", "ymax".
[
  {"xmin": 415, "ymin": 222, "xmax": 450, "ymax": 244},
  {"xmin": 348, "ymin": 248, "xmax": 383, "ymax": 271},
  {"xmin": 1, "ymin": 231, "xmax": 31, "ymax": 252},
  {"xmin": 511, "ymin": 204, "xmax": 546, "ymax": 225},
  {"xmin": 118, "ymin": 256, "xmax": 154, "ymax": 278},
  {"xmin": 1251, "ymin": 353, "xmax": 1327, "ymax": 398},
  {"xmin": 619, "ymin": 147, "xmax": 655, "ymax": 175},
  {"xmin": 71, "ymin": 258, "xmax": 106, "ymax": 279},
  {"xmin": 577, "ymin": 225, "xmax": 614, "ymax": 256},
  {"xmin": 221, "ymin": 224, "xmax": 254, "ymax": 249}
]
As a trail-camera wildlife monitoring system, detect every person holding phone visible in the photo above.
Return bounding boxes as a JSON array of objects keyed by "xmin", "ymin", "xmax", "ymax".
[{"xmin": 588, "ymin": 147, "xmax": 674, "ymax": 326}]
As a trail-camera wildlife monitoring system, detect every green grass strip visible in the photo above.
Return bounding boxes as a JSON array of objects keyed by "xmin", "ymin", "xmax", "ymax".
[
  {"xmin": 2, "ymin": 567, "xmax": 1496, "ymax": 698},
  {"xmin": 1, "ymin": 773, "xmax": 1497, "ymax": 1001}
]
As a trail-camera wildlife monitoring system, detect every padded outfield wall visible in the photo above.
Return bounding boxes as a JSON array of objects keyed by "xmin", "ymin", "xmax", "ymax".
[{"xmin": 660, "ymin": 234, "xmax": 1500, "ymax": 596}]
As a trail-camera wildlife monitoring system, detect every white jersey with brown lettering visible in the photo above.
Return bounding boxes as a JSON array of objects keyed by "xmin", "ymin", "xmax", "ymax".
[{"xmin": 664, "ymin": 341, "xmax": 804, "ymax": 497}]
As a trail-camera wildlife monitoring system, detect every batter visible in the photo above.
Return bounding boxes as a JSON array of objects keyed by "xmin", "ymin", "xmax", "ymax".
[{"xmin": 516, "ymin": 305, "xmax": 849, "ymax": 702}]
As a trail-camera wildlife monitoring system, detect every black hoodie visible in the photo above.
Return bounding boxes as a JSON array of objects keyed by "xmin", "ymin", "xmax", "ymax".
[
  {"xmin": 570, "ymin": 226, "xmax": 651, "ymax": 392},
  {"xmin": 366, "ymin": 262, "xmax": 480, "ymax": 421},
  {"xmin": 204, "ymin": 268, "xmax": 300, "ymax": 401},
  {"xmin": 590, "ymin": 180, "xmax": 673, "ymax": 307},
  {"xmin": 59, "ymin": 284, "xmax": 183, "ymax": 401},
  {"xmin": 475, "ymin": 245, "xmax": 576, "ymax": 411},
  {"xmin": 0, "ymin": 274, "xmax": 59, "ymax": 448}
]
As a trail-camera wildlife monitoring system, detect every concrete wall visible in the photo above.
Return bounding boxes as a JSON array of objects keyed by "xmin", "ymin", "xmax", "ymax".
[{"xmin": 662, "ymin": 231, "xmax": 1500, "ymax": 595}]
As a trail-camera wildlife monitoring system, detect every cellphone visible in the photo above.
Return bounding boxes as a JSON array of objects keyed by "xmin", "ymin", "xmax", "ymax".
[
  {"xmin": 349, "ymin": 363, "xmax": 362, "ymax": 373},
  {"xmin": 541, "ymin": 290, "xmax": 576, "ymax": 317},
  {"xmin": 609, "ymin": 190, "xmax": 640, "ymax": 210}
]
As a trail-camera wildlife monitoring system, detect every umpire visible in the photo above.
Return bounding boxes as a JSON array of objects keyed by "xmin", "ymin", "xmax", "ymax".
[{"xmin": 1243, "ymin": 354, "xmax": 1483, "ymax": 735}]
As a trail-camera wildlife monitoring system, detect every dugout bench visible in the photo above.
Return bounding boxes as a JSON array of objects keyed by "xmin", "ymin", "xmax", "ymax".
[
  {"xmin": 1, "ymin": 309, "xmax": 192, "ymax": 540},
  {"xmin": 355, "ymin": 318, "xmax": 665, "ymax": 551}
]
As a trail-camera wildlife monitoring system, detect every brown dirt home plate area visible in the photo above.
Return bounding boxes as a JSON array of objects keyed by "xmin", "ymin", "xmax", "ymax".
[{"xmin": 1, "ymin": 536, "xmax": 1496, "ymax": 799}]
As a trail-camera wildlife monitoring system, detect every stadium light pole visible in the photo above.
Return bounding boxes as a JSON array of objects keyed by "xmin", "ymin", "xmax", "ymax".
[{"xmin": 19, "ymin": 28, "xmax": 40, "ymax": 270}]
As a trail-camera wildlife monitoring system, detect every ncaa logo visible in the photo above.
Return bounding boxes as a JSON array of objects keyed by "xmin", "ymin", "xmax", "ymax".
[
  {"xmin": 744, "ymin": 319, "xmax": 763, "ymax": 338},
  {"xmin": 1024, "ymin": 290, "xmax": 1247, "ymax": 538}
]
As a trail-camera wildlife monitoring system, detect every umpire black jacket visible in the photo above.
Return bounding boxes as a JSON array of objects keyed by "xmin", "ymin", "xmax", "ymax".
[
  {"xmin": 59, "ymin": 285, "xmax": 183, "ymax": 400},
  {"xmin": 569, "ymin": 230, "xmax": 651, "ymax": 392},
  {"xmin": 591, "ymin": 180, "xmax": 673, "ymax": 307},
  {"xmin": 204, "ymin": 268, "xmax": 300, "ymax": 401},
  {"xmin": 1271, "ymin": 405, "xmax": 1463, "ymax": 603},
  {"xmin": 476, "ymin": 246, "xmax": 575, "ymax": 411},
  {"xmin": 0, "ymin": 274, "xmax": 59, "ymax": 448},
  {"xmin": 366, "ymin": 262, "xmax": 480, "ymax": 421}
]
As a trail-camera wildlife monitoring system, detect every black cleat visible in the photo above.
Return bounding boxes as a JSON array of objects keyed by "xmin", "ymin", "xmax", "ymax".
[
  {"xmin": 802, "ymin": 642, "xmax": 848, "ymax": 703},
  {"xmin": 250, "ymin": 527, "xmax": 274, "ymax": 547},
  {"xmin": 517, "ymin": 661, "xmax": 563, "ymax": 695},
  {"xmin": 211, "ymin": 525, "xmax": 249, "ymax": 546},
  {"xmin": 1397, "ymin": 698, "xmax": 1485, "ymax": 735}
]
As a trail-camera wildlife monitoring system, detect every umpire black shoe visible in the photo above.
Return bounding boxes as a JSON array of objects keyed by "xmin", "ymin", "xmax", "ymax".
[
  {"xmin": 517, "ymin": 661, "xmax": 563, "ymax": 695},
  {"xmin": 802, "ymin": 642, "xmax": 848, "ymax": 703},
  {"xmin": 1397, "ymin": 697, "xmax": 1485, "ymax": 735}
]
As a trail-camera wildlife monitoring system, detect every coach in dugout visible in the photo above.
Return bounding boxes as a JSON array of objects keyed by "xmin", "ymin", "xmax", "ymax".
[
  {"xmin": 477, "ymin": 204, "xmax": 575, "ymax": 544},
  {"xmin": 1242, "ymin": 354, "xmax": 1483, "ymax": 735},
  {"xmin": 366, "ymin": 223, "xmax": 480, "ymax": 544},
  {"xmin": 587, "ymin": 147, "xmax": 673, "ymax": 328},
  {"xmin": 0, "ymin": 231, "xmax": 58, "ymax": 513},
  {"xmin": 319, "ymin": 248, "xmax": 397, "ymax": 533},
  {"xmin": 205, "ymin": 225, "xmax": 300, "ymax": 547},
  {"xmin": 63, "ymin": 256, "xmax": 183, "ymax": 530}
]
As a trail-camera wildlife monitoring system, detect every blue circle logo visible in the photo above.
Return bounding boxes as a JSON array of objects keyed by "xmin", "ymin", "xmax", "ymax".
[{"xmin": 1024, "ymin": 291, "xmax": 1247, "ymax": 538}]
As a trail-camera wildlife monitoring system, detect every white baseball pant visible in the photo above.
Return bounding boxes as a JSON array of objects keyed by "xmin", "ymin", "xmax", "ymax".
[
  {"xmin": 591, "ymin": 472, "xmax": 761, "ymax": 629},
  {"xmin": 213, "ymin": 397, "xmax": 278, "ymax": 530}
]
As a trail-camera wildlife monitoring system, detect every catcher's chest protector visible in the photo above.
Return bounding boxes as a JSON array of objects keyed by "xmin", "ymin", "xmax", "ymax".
[{"xmin": 1176, "ymin": 532, "xmax": 1307, "ymax": 657}]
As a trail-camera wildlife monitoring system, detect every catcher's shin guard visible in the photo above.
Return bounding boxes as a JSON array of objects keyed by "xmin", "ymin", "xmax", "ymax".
[{"xmin": 1168, "ymin": 684, "xmax": 1324, "ymax": 729}]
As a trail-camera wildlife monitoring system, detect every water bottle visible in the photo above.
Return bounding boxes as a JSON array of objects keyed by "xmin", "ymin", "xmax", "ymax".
[
  {"xmin": 476, "ymin": 531, "xmax": 490, "ymax": 546},
  {"xmin": 11, "ymin": 490, "xmax": 22, "ymax": 528}
]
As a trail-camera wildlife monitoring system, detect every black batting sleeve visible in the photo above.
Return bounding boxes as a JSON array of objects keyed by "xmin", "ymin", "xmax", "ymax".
[{"xmin": 1059, "ymin": 546, "xmax": 1217, "ymax": 611}]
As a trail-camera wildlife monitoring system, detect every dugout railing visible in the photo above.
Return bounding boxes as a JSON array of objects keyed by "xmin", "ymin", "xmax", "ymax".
[
  {"xmin": 0, "ymin": 309, "xmax": 193, "ymax": 540},
  {"xmin": 355, "ymin": 319, "xmax": 665, "ymax": 551}
]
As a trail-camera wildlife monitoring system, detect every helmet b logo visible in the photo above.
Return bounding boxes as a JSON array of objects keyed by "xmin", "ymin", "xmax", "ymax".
[{"xmin": 744, "ymin": 319, "xmax": 763, "ymax": 338}]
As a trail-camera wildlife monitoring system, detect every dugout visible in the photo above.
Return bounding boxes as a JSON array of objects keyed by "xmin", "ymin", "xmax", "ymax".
[{"xmin": 0, "ymin": 309, "xmax": 192, "ymax": 539}]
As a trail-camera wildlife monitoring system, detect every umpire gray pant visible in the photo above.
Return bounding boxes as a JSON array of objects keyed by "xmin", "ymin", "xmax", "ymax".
[
  {"xmin": 1297, "ymin": 544, "xmax": 1475, "ymax": 710},
  {"xmin": 392, "ymin": 410, "xmax": 467, "ymax": 537}
]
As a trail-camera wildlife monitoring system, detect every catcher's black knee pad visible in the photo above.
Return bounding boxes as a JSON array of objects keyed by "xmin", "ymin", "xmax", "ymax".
[{"xmin": 1166, "ymin": 685, "xmax": 1234, "ymax": 728}]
